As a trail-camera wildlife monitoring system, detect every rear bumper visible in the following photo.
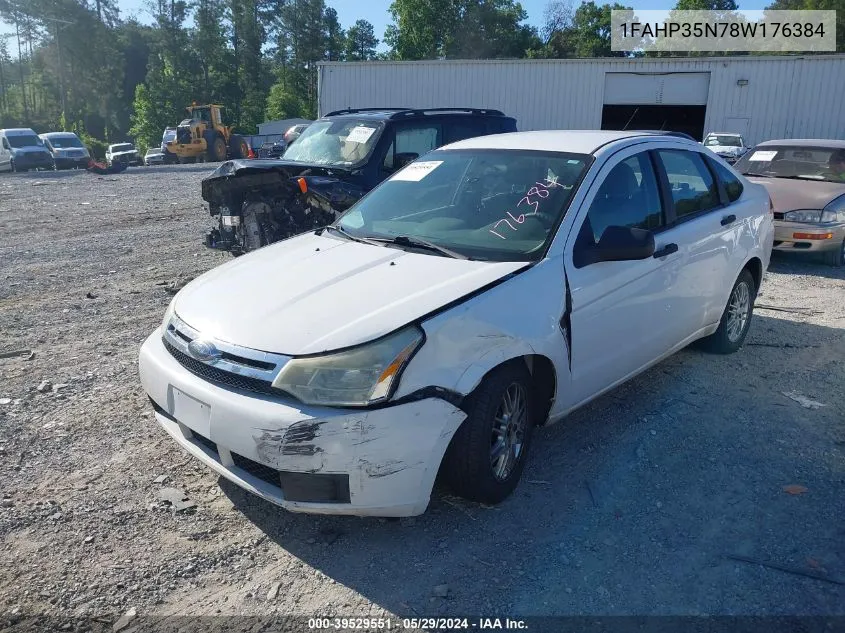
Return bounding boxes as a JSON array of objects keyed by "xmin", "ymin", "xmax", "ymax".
[
  {"xmin": 773, "ymin": 221, "xmax": 845, "ymax": 253},
  {"xmin": 138, "ymin": 330, "xmax": 466, "ymax": 516}
]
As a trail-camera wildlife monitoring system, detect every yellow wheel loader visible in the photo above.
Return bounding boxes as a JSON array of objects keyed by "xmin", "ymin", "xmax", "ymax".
[{"xmin": 165, "ymin": 103, "xmax": 250, "ymax": 164}]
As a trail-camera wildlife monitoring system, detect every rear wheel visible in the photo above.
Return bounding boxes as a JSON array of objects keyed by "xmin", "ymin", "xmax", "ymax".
[
  {"xmin": 229, "ymin": 134, "xmax": 249, "ymax": 159},
  {"xmin": 204, "ymin": 131, "xmax": 227, "ymax": 162},
  {"xmin": 699, "ymin": 269, "xmax": 756, "ymax": 354},
  {"xmin": 823, "ymin": 239, "xmax": 845, "ymax": 267},
  {"xmin": 443, "ymin": 363, "xmax": 535, "ymax": 504}
]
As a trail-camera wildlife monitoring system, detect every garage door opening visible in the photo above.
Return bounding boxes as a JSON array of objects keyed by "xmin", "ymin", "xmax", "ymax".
[{"xmin": 601, "ymin": 105, "xmax": 707, "ymax": 141}]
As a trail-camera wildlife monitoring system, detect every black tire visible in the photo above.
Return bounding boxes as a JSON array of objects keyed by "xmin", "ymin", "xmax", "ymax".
[
  {"xmin": 228, "ymin": 134, "xmax": 249, "ymax": 159},
  {"xmin": 443, "ymin": 362, "xmax": 536, "ymax": 504},
  {"xmin": 822, "ymin": 239, "xmax": 845, "ymax": 267},
  {"xmin": 204, "ymin": 131, "xmax": 227, "ymax": 162},
  {"xmin": 239, "ymin": 201, "xmax": 271, "ymax": 252},
  {"xmin": 9, "ymin": 159, "xmax": 16, "ymax": 173},
  {"xmin": 699, "ymin": 268, "xmax": 756, "ymax": 354}
]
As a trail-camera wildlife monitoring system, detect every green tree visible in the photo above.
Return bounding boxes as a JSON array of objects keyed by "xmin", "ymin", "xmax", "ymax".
[
  {"xmin": 345, "ymin": 19, "xmax": 378, "ymax": 60},
  {"xmin": 764, "ymin": 0, "xmax": 844, "ymax": 52},
  {"xmin": 265, "ymin": 76, "xmax": 305, "ymax": 120},
  {"xmin": 323, "ymin": 6, "xmax": 345, "ymax": 60}
]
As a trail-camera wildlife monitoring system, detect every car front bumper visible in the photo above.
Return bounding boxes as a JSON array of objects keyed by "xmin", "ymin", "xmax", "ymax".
[
  {"xmin": 13, "ymin": 153, "xmax": 54, "ymax": 169},
  {"xmin": 54, "ymin": 156, "xmax": 89, "ymax": 169},
  {"xmin": 773, "ymin": 221, "xmax": 845, "ymax": 253},
  {"xmin": 138, "ymin": 330, "xmax": 466, "ymax": 516}
]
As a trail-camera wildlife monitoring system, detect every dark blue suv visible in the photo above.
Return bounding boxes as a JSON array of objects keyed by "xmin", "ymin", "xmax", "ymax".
[{"xmin": 202, "ymin": 108, "xmax": 517, "ymax": 254}]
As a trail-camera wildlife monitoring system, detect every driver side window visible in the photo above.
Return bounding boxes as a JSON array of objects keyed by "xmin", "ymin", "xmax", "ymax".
[
  {"xmin": 383, "ymin": 124, "xmax": 441, "ymax": 172},
  {"xmin": 581, "ymin": 152, "xmax": 664, "ymax": 244}
]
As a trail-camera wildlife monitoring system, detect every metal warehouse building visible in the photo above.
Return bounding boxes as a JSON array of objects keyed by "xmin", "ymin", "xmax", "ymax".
[{"xmin": 317, "ymin": 55, "xmax": 845, "ymax": 145}]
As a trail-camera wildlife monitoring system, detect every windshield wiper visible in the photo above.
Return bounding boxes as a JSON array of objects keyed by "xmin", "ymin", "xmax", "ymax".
[
  {"xmin": 369, "ymin": 235, "xmax": 469, "ymax": 260},
  {"xmin": 319, "ymin": 224, "xmax": 383, "ymax": 247},
  {"xmin": 743, "ymin": 172, "xmax": 775, "ymax": 178}
]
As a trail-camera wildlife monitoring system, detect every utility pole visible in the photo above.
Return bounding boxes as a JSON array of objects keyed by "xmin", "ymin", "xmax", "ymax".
[{"xmin": 41, "ymin": 16, "xmax": 74, "ymax": 128}]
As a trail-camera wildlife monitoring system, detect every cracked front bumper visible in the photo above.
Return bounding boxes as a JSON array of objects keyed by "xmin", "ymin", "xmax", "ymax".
[{"xmin": 138, "ymin": 331, "xmax": 466, "ymax": 516}]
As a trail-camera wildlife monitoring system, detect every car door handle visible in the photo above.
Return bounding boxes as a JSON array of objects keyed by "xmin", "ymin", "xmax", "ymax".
[
  {"xmin": 720, "ymin": 214, "xmax": 737, "ymax": 226},
  {"xmin": 653, "ymin": 243, "xmax": 678, "ymax": 258}
]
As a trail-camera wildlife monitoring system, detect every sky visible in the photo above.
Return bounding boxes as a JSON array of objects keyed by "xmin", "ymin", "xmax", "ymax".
[{"xmin": 1, "ymin": 0, "xmax": 774, "ymax": 45}]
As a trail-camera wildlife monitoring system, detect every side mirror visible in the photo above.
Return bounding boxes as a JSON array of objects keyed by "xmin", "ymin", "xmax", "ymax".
[
  {"xmin": 394, "ymin": 152, "xmax": 418, "ymax": 170},
  {"xmin": 578, "ymin": 226, "xmax": 655, "ymax": 266},
  {"xmin": 2, "ymin": 139, "xmax": 9, "ymax": 150}
]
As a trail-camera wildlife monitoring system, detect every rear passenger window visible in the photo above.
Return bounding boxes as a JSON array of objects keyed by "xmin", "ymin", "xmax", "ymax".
[
  {"xmin": 583, "ymin": 152, "xmax": 663, "ymax": 243},
  {"xmin": 445, "ymin": 120, "xmax": 487, "ymax": 144},
  {"xmin": 709, "ymin": 158, "xmax": 744, "ymax": 202},
  {"xmin": 657, "ymin": 150, "xmax": 721, "ymax": 218}
]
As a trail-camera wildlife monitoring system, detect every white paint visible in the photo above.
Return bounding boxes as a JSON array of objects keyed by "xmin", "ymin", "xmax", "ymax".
[
  {"xmin": 344, "ymin": 125, "xmax": 377, "ymax": 144},
  {"xmin": 749, "ymin": 150, "xmax": 778, "ymax": 161},
  {"xmin": 139, "ymin": 131, "xmax": 774, "ymax": 516},
  {"xmin": 317, "ymin": 55, "xmax": 845, "ymax": 146},
  {"xmin": 390, "ymin": 160, "xmax": 443, "ymax": 181}
]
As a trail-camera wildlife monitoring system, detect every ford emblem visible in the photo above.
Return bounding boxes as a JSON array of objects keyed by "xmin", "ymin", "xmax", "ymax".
[{"xmin": 187, "ymin": 339, "xmax": 222, "ymax": 363}]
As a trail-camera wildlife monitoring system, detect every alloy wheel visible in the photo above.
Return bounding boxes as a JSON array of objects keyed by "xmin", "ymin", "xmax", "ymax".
[
  {"xmin": 490, "ymin": 382, "xmax": 528, "ymax": 481},
  {"xmin": 727, "ymin": 281, "xmax": 750, "ymax": 342}
]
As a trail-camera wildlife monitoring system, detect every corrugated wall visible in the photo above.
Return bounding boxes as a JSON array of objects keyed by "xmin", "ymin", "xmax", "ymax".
[{"xmin": 318, "ymin": 56, "xmax": 845, "ymax": 145}]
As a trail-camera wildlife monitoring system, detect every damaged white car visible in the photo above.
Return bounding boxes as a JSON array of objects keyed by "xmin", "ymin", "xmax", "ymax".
[{"xmin": 139, "ymin": 130, "xmax": 773, "ymax": 517}]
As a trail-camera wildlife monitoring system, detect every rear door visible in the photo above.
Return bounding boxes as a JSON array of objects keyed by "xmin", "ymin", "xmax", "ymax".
[{"xmin": 653, "ymin": 149, "xmax": 741, "ymax": 332}]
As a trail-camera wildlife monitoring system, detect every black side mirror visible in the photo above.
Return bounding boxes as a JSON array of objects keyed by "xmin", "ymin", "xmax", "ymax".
[
  {"xmin": 578, "ymin": 225, "xmax": 655, "ymax": 266},
  {"xmin": 394, "ymin": 152, "xmax": 419, "ymax": 170},
  {"xmin": 2, "ymin": 140, "xmax": 8, "ymax": 150}
]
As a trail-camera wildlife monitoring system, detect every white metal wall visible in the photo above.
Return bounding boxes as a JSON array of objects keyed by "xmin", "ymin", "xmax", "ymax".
[{"xmin": 318, "ymin": 56, "xmax": 845, "ymax": 146}]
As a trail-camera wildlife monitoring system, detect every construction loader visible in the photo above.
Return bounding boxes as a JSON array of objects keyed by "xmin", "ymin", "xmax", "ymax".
[{"xmin": 165, "ymin": 103, "xmax": 250, "ymax": 164}]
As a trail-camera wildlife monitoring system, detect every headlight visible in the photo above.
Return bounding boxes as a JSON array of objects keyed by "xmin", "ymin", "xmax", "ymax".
[
  {"xmin": 272, "ymin": 327, "xmax": 423, "ymax": 407},
  {"xmin": 161, "ymin": 298, "xmax": 176, "ymax": 333},
  {"xmin": 783, "ymin": 210, "xmax": 822, "ymax": 223},
  {"xmin": 823, "ymin": 195, "xmax": 845, "ymax": 221}
]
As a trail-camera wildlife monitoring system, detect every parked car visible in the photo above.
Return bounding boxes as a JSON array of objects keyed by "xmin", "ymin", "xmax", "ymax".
[
  {"xmin": 283, "ymin": 123, "xmax": 310, "ymax": 146},
  {"xmin": 161, "ymin": 127, "xmax": 178, "ymax": 164},
  {"xmin": 39, "ymin": 132, "xmax": 90, "ymax": 170},
  {"xmin": 257, "ymin": 139, "xmax": 286, "ymax": 159},
  {"xmin": 734, "ymin": 139, "xmax": 845, "ymax": 266},
  {"xmin": 139, "ymin": 130, "xmax": 773, "ymax": 517},
  {"xmin": 144, "ymin": 148, "xmax": 166, "ymax": 166},
  {"xmin": 106, "ymin": 143, "xmax": 141, "ymax": 167},
  {"xmin": 633, "ymin": 130, "xmax": 697, "ymax": 141},
  {"xmin": 0, "ymin": 128, "xmax": 55, "ymax": 172},
  {"xmin": 202, "ymin": 108, "xmax": 518, "ymax": 254},
  {"xmin": 703, "ymin": 133, "xmax": 749, "ymax": 164}
]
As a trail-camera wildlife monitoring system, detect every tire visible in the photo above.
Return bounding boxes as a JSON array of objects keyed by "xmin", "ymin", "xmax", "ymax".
[
  {"xmin": 699, "ymin": 268, "xmax": 756, "ymax": 354},
  {"xmin": 239, "ymin": 201, "xmax": 271, "ymax": 252},
  {"xmin": 204, "ymin": 131, "xmax": 227, "ymax": 162},
  {"xmin": 9, "ymin": 159, "xmax": 16, "ymax": 173},
  {"xmin": 442, "ymin": 362, "xmax": 536, "ymax": 504},
  {"xmin": 228, "ymin": 134, "xmax": 249, "ymax": 159},
  {"xmin": 822, "ymin": 239, "xmax": 845, "ymax": 267}
]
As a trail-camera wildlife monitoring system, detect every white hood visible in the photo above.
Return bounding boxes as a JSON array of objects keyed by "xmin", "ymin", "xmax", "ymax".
[
  {"xmin": 173, "ymin": 232, "xmax": 528, "ymax": 355},
  {"xmin": 710, "ymin": 145, "xmax": 743, "ymax": 155}
]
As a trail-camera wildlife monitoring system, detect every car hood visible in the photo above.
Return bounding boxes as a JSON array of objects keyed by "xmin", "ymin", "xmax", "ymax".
[
  {"xmin": 708, "ymin": 145, "xmax": 743, "ymax": 154},
  {"xmin": 111, "ymin": 150, "xmax": 137, "ymax": 156},
  {"xmin": 173, "ymin": 232, "xmax": 528, "ymax": 355},
  {"xmin": 745, "ymin": 176, "xmax": 845, "ymax": 212},
  {"xmin": 12, "ymin": 147, "xmax": 51, "ymax": 155}
]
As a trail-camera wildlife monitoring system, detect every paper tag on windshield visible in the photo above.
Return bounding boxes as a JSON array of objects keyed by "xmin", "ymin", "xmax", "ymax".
[
  {"xmin": 748, "ymin": 150, "xmax": 777, "ymax": 161},
  {"xmin": 345, "ymin": 126, "xmax": 376, "ymax": 144},
  {"xmin": 391, "ymin": 161, "xmax": 443, "ymax": 182}
]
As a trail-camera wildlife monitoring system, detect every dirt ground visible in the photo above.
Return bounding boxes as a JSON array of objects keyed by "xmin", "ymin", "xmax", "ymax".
[{"xmin": 0, "ymin": 165, "xmax": 843, "ymax": 631}]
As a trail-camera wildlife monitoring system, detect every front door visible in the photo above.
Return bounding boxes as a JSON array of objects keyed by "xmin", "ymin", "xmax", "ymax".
[{"xmin": 563, "ymin": 147, "xmax": 687, "ymax": 407}]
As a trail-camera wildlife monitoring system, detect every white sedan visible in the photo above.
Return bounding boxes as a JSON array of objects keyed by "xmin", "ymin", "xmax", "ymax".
[{"xmin": 138, "ymin": 131, "xmax": 774, "ymax": 517}]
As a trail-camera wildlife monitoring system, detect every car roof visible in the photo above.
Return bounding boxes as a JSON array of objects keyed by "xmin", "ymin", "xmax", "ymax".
[
  {"xmin": 322, "ymin": 107, "xmax": 509, "ymax": 121},
  {"xmin": 756, "ymin": 138, "xmax": 845, "ymax": 149},
  {"xmin": 41, "ymin": 132, "xmax": 79, "ymax": 138},
  {"xmin": 442, "ymin": 130, "xmax": 688, "ymax": 155},
  {"xmin": 1, "ymin": 128, "xmax": 37, "ymax": 135},
  {"xmin": 706, "ymin": 132, "xmax": 742, "ymax": 136}
]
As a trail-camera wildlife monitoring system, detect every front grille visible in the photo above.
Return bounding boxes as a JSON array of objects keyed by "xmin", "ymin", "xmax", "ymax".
[
  {"xmin": 232, "ymin": 452, "xmax": 281, "ymax": 487},
  {"xmin": 163, "ymin": 339, "xmax": 277, "ymax": 395},
  {"xmin": 773, "ymin": 212, "xmax": 784, "ymax": 220}
]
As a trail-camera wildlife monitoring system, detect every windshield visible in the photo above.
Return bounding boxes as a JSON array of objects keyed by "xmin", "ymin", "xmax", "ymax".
[
  {"xmin": 735, "ymin": 146, "xmax": 845, "ymax": 183},
  {"xmin": 162, "ymin": 130, "xmax": 176, "ymax": 142},
  {"xmin": 283, "ymin": 119, "xmax": 381, "ymax": 166},
  {"xmin": 336, "ymin": 150, "xmax": 591, "ymax": 262},
  {"xmin": 111, "ymin": 144, "xmax": 134, "ymax": 152},
  {"xmin": 7, "ymin": 134, "xmax": 41, "ymax": 148},
  {"xmin": 705, "ymin": 135, "xmax": 742, "ymax": 147},
  {"xmin": 47, "ymin": 136, "xmax": 84, "ymax": 149}
]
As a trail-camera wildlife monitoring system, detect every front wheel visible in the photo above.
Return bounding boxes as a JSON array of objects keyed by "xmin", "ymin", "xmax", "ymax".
[
  {"xmin": 442, "ymin": 363, "xmax": 535, "ymax": 504},
  {"xmin": 9, "ymin": 159, "xmax": 16, "ymax": 173},
  {"xmin": 699, "ymin": 269, "xmax": 756, "ymax": 354},
  {"xmin": 823, "ymin": 239, "xmax": 845, "ymax": 267}
]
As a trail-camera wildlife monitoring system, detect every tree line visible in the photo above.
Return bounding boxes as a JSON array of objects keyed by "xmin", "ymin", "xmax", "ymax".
[{"xmin": 0, "ymin": 0, "xmax": 841, "ymax": 155}]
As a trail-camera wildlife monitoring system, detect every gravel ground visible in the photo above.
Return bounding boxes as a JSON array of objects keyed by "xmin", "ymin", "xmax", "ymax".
[{"xmin": 0, "ymin": 165, "xmax": 843, "ymax": 631}]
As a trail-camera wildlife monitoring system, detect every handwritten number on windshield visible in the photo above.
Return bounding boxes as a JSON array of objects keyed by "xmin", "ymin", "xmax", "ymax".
[{"xmin": 489, "ymin": 178, "xmax": 562, "ymax": 240}]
